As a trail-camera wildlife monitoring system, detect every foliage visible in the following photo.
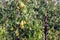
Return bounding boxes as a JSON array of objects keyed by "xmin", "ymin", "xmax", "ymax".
[{"xmin": 0, "ymin": 0, "xmax": 60, "ymax": 40}]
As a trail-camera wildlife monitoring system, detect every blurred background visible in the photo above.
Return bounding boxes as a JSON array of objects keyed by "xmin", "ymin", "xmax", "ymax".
[{"xmin": 0, "ymin": 0, "xmax": 60, "ymax": 40}]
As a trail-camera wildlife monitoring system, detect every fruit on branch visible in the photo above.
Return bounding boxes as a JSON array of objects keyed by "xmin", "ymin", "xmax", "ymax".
[
  {"xmin": 15, "ymin": 29, "xmax": 19, "ymax": 36},
  {"xmin": 18, "ymin": 1, "xmax": 26, "ymax": 8},
  {"xmin": 20, "ymin": 20, "xmax": 26, "ymax": 29}
]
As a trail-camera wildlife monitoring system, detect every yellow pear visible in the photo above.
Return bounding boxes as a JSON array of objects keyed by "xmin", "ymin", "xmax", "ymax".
[
  {"xmin": 20, "ymin": 20, "xmax": 26, "ymax": 29},
  {"xmin": 19, "ymin": 1, "xmax": 25, "ymax": 8},
  {"xmin": 15, "ymin": 29, "xmax": 19, "ymax": 36}
]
